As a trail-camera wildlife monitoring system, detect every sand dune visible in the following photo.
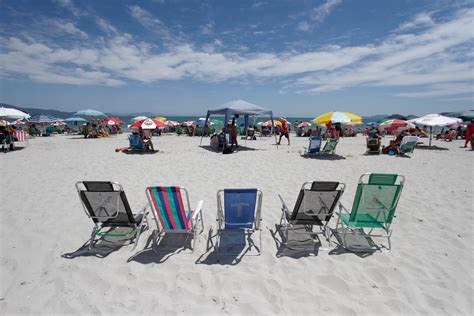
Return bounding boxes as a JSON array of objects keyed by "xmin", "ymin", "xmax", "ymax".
[{"xmin": 1, "ymin": 134, "xmax": 472, "ymax": 315}]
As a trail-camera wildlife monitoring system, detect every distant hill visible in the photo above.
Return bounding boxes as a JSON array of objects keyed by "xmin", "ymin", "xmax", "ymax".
[{"xmin": 0, "ymin": 103, "xmax": 76, "ymax": 119}]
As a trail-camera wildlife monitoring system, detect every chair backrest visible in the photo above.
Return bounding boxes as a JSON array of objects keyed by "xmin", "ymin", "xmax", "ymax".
[
  {"xmin": 129, "ymin": 134, "xmax": 144, "ymax": 149},
  {"xmin": 307, "ymin": 136, "xmax": 322, "ymax": 154},
  {"xmin": 290, "ymin": 181, "xmax": 344, "ymax": 224},
  {"xmin": 400, "ymin": 141, "xmax": 417, "ymax": 153},
  {"xmin": 322, "ymin": 138, "xmax": 339, "ymax": 153},
  {"xmin": 350, "ymin": 174, "xmax": 404, "ymax": 226},
  {"xmin": 146, "ymin": 186, "xmax": 190, "ymax": 231},
  {"xmin": 76, "ymin": 181, "xmax": 136, "ymax": 225},
  {"xmin": 222, "ymin": 189, "xmax": 259, "ymax": 230}
]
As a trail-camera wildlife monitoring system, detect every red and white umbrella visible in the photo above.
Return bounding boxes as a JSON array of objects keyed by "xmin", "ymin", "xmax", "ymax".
[
  {"xmin": 297, "ymin": 122, "xmax": 311, "ymax": 128},
  {"xmin": 379, "ymin": 119, "xmax": 415, "ymax": 131},
  {"xmin": 164, "ymin": 120, "xmax": 179, "ymax": 126},
  {"xmin": 130, "ymin": 118, "xmax": 165, "ymax": 129},
  {"xmin": 52, "ymin": 121, "xmax": 66, "ymax": 126},
  {"xmin": 102, "ymin": 117, "xmax": 123, "ymax": 125}
]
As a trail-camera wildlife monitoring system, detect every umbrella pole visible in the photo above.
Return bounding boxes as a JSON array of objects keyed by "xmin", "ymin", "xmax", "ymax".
[{"xmin": 429, "ymin": 126, "xmax": 433, "ymax": 147}]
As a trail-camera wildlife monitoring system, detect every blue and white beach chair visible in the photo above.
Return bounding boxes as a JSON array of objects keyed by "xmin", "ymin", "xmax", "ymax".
[
  {"xmin": 128, "ymin": 134, "xmax": 145, "ymax": 151},
  {"xmin": 215, "ymin": 188, "xmax": 263, "ymax": 255},
  {"xmin": 303, "ymin": 136, "xmax": 322, "ymax": 155}
]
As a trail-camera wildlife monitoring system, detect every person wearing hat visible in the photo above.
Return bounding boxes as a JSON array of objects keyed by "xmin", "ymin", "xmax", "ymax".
[{"xmin": 277, "ymin": 116, "xmax": 290, "ymax": 145}]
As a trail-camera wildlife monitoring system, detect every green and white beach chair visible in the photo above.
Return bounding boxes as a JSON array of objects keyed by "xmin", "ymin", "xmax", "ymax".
[
  {"xmin": 399, "ymin": 136, "xmax": 418, "ymax": 156},
  {"xmin": 320, "ymin": 138, "xmax": 339, "ymax": 155},
  {"xmin": 335, "ymin": 173, "xmax": 405, "ymax": 252},
  {"xmin": 75, "ymin": 181, "xmax": 149, "ymax": 250}
]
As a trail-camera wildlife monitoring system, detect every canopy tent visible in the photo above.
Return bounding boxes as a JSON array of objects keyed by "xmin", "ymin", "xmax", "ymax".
[{"xmin": 202, "ymin": 99, "xmax": 276, "ymax": 150}]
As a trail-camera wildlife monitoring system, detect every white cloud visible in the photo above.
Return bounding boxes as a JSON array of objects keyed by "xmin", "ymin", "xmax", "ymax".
[
  {"xmin": 396, "ymin": 83, "xmax": 473, "ymax": 98},
  {"xmin": 53, "ymin": 21, "xmax": 88, "ymax": 38},
  {"xmin": 310, "ymin": 0, "xmax": 342, "ymax": 22},
  {"xmin": 296, "ymin": 0, "xmax": 342, "ymax": 31},
  {"xmin": 1, "ymin": 6, "xmax": 472, "ymax": 100},
  {"xmin": 396, "ymin": 12, "xmax": 435, "ymax": 31},
  {"xmin": 53, "ymin": 0, "xmax": 83, "ymax": 16},
  {"xmin": 128, "ymin": 5, "xmax": 174, "ymax": 41}
]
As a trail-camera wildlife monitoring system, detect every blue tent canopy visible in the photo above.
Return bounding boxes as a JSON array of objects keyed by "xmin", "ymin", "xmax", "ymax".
[{"xmin": 202, "ymin": 99, "xmax": 277, "ymax": 150}]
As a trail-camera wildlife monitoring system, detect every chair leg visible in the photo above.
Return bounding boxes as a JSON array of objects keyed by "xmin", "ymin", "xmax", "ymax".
[{"xmin": 88, "ymin": 227, "xmax": 97, "ymax": 250}]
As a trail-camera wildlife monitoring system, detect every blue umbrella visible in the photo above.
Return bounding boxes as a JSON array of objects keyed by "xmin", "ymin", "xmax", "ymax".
[
  {"xmin": 64, "ymin": 117, "xmax": 87, "ymax": 122},
  {"xmin": 73, "ymin": 109, "xmax": 107, "ymax": 118},
  {"xmin": 29, "ymin": 114, "xmax": 57, "ymax": 123},
  {"xmin": 367, "ymin": 122, "xmax": 379, "ymax": 127}
]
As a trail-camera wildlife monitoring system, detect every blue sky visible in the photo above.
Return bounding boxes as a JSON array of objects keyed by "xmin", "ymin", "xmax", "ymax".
[{"xmin": 0, "ymin": 0, "xmax": 473, "ymax": 116}]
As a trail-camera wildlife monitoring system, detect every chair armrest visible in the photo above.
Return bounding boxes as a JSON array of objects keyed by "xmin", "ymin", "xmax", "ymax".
[{"xmin": 192, "ymin": 200, "xmax": 204, "ymax": 219}]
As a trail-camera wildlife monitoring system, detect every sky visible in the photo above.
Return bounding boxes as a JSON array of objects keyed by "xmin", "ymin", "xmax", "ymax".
[{"xmin": 0, "ymin": 0, "xmax": 473, "ymax": 116}]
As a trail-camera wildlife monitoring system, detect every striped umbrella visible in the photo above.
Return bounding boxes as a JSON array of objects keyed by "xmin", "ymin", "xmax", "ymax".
[
  {"xmin": 297, "ymin": 122, "xmax": 312, "ymax": 128},
  {"xmin": 130, "ymin": 118, "xmax": 166, "ymax": 129},
  {"xmin": 73, "ymin": 109, "xmax": 107, "ymax": 118},
  {"xmin": 154, "ymin": 116, "xmax": 167, "ymax": 122},
  {"xmin": 312, "ymin": 111, "xmax": 362, "ymax": 124},
  {"xmin": 379, "ymin": 119, "xmax": 415, "ymax": 131},
  {"xmin": 29, "ymin": 114, "xmax": 57, "ymax": 123}
]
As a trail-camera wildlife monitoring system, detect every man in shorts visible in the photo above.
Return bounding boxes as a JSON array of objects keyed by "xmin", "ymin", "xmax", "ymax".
[{"xmin": 277, "ymin": 116, "xmax": 290, "ymax": 145}]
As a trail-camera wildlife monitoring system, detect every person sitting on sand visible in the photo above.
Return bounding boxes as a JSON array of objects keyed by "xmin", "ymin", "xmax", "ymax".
[
  {"xmin": 142, "ymin": 128, "xmax": 155, "ymax": 151},
  {"xmin": 382, "ymin": 132, "xmax": 405, "ymax": 155}
]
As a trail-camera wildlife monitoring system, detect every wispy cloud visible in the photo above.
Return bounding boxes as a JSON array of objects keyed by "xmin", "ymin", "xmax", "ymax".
[
  {"xmin": 128, "ymin": 5, "xmax": 175, "ymax": 42},
  {"xmin": 396, "ymin": 83, "xmax": 473, "ymax": 98},
  {"xmin": 297, "ymin": 0, "xmax": 342, "ymax": 32},
  {"xmin": 53, "ymin": 0, "xmax": 83, "ymax": 16}
]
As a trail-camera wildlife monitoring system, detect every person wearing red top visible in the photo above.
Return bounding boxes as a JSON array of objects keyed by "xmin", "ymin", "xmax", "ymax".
[
  {"xmin": 277, "ymin": 117, "xmax": 290, "ymax": 145},
  {"xmin": 464, "ymin": 119, "xmax": 474, "ymax": 148}
]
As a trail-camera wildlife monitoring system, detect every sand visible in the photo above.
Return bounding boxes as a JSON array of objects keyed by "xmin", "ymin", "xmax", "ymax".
[{"xmin": 1, "ymin": 133, "xmax": 472, "ymax": 315}]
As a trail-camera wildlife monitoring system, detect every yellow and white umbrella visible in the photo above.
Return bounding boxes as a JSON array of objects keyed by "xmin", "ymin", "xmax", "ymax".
[
  {"xmin": 154, "ymin": 116, "xmax": 167, "ymax": 122},
  {"xmin": 312, "ymin": 111, "xmax": 362, "ymax": 124}
]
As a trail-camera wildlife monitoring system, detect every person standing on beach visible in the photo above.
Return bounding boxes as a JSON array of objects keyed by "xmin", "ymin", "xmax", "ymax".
[
  {"xmin": 229, "ymin": 118, "xmax": 238, "ymax": 148},
  {"xmin": 277, "ymin": 116, "xmax": 290, "ymax": 145},
  {"xmin": 464, "ymin": 119, "xmax": 474, "ymax": 148}
]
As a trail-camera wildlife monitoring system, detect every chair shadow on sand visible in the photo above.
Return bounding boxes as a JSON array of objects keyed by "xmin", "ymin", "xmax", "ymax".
[
  {"xmin": 270, "ymin": 225, "xmax": 322, "ymax": 258},
  {"xmin": 199, "ymin": 145, "xmax": 258, "ymax": 153},
  {"xmin": 195, "ymin": 228, "xmax": 255, "ymax": 265},
  {"xmin": 127, "ymin": 233, "xmax": 192, "ymax": 264},
  {"xmin": 416, "ymin": 145, "xmax": 449, "ymax": 151},
  {"xmin": 300, "ymin": 154, "xmax": 346, "ymax": 160},
  {"xmin": 122, "ymin": 150, "xmax": 159, "ymax": 155},
  {"xmin": 327, "ymin": 228, "xmax": 376, "ymax": 258},
  {"xmin": 61, "ymin": 230, "xmax": 135, "ymax": 259}
]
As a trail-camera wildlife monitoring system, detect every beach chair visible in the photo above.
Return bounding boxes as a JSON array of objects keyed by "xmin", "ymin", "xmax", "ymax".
[
  {"xmin": 366, "ymin": 137, "xmax": 381, "ymax": 154},
  {"xmin": 128, "ymin": 133, "xmax": 145, "ymax": 151},
  {"xmin": 216, "ymin": 188, "xmax": 263, "ymax": 255},
  {"xmin": 0, "ymin": 133, "xmax": 9, "ymax": 153},
  {"xmin": 320, "ymin": 138, "xmax": 339, "ymax": 155},
  {"xmin": 75, "ymin": 181, "xmax": 149, "ymax": 250},
  {"xmin": 278, "ymin": 181, "xmax": 345, "ymax": 250},
  {"xmin": 335, "ymin": 173, "xmax": 405, "ymax": 252},
  {"xmin": 399, "ymin": 136, "xmax": 418, "ymax": 156},
  {"xmin": 145, "ymin": 186, "xmax": 204, "ymax": 252},
  {"xmin": 302, "ymin": 136, "xmax": 322, "ymax": 155}
]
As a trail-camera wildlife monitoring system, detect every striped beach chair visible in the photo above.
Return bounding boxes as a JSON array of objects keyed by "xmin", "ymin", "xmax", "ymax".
[{"xmin": 146, "ymin": 186, "xmax": 204, "ymax": 252}]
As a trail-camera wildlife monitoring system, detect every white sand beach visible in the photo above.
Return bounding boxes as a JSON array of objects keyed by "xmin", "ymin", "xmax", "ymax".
[{"xmin": 1, "ymin": 134, "xmax": 472, "ymax": 315}]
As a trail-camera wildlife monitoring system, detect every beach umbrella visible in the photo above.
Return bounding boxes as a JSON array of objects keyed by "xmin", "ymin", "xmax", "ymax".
[
  {"xmin": 130, "ymin": 118, "xmax": 165, "ymax": 129},
  {"xmin": 28, "ymin": 114, "xmax": 57, "ymax": 124},
  {"xmin": 154, "ymin": 116, "xmax": 167, "ymax": 122},
  {"xmin": 64, "ymin": 117, "xmax": 87, "ymax": 122},
  {"xmin": 297, "ymin": 122, "xmax": 311, "ymax": 128},
  {"xmin": 344, "ymin": 121, "xmax": 363, "ymax": 126},
  {"xmin": 259, "ymin": 120, "xmax": 281, "ymax": 127},
  {"xmin": 12, "ymin": 119, "xmax": 26, "ymax": 125},
  {"xmin": 384, "ymin": 114, "xmax": 408, "ymax": 121},
  {"xmin": 379, "ymin": 119, "xmax": 415, "ymax": 131},
  {"xmin": 367, "ymin": 122, "xmax": 379, "ymax": 127},
  {"xmin": 409, "ymin": 114, "xmax": 462, "ymax": 147},
  {"xmin": 73, "ymin": 109, "xmax": 107, "ymax": 118},
  {"xmin": 0, "ymin": 107, "xmax": 30, "ymax": 119},
  {"xmin": 0, "ymin": 120, "xmax": 11, "ymax": 127},
  {"xmin": 164, "ymin": 120, "xmax": 179, "ymax": 126},
  {"xmin": 52, "ymin": 121, "xmax": 66, "ymax": 126},
  {"xmin": 102, "ymin": 117, "xmax": 123, "ymax": 125},
  {"xmin": 131, "ymin": 116, "xmax": 148, "ymax": 122},
  {"xmin": 312, "ymin": 111, "xmax": 362, "ymax": 124},
  {"xmin": 182, "ymin": 120, "xmax": 196, "ymax": 127}
]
